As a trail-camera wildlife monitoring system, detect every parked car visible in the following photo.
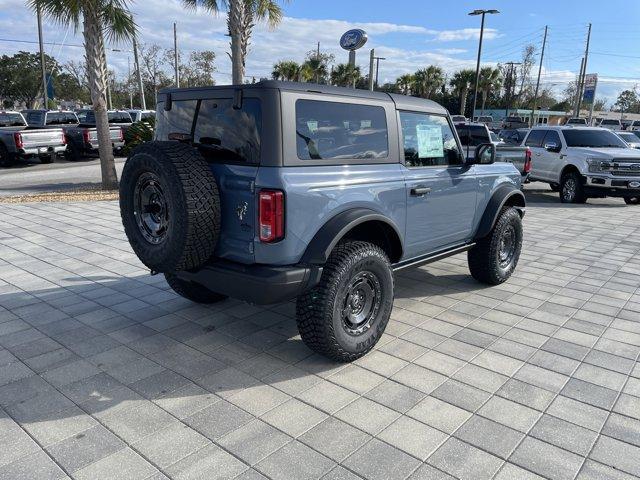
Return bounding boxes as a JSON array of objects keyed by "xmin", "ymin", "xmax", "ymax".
[
  {"xmin": 455, "ymin": 123, "xmax": 531, "ymax": 182},
  {"xmin": 119, "ymin": 81, "xmax": 525, "ymax": 361},
  {"xmin": 474, "ymin": 115, "xmax": 493, "ymax": 124},
  {"xmin": 499, "ymin": 128, "xmax": 529, "ymax": 146},
  {"xmin": 0, "ymin": 111, "xmax": 66, "ymax": 167},
  {"xmin": 566, "ymin": 118, "xmax": 587, "ymax": 126},
  {"xmin": 599, "ymin": 119, "xmax": 622, "ymax": 131},
  {"xmin": 629, "ymin": 120, "xmax": 640, "ymax": 132},
  {"xmin": 451, "ymin": 115, "xmax": 467, "ymax": 124},
  {"xmin": 617, "ymin": 131, "xmax": 640, "ymax": 149},
  {"xmin": 22, "ymin": 109, "xmax": 79, "ymax": 127},
  {"xmin": 127, "ymin": 109, "xmax": 156, "ymax": 123},
  {"xmin": 503, "ymin": 116, "xmax": 529, "ymax": 129},
  {"xmin": 523, "ymin": 126, "xmax": 640, "ymax": 204},
  {"xmin": 64, "ymin": 124, "xmax": 125, "ymax": 161},
  {"xmin": 77, "ymin": 109, "xmax": 133, "ymax": 130},
  {"xmin": 621, "ymin": 120, "xmax": 633, "ymax": 131}
]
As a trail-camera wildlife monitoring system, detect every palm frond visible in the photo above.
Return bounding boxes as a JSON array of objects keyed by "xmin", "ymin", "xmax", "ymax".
[
  {"xmin": 252, "ymin": 0, "xmax": 283, "ymax": 27},
  {"xmin": 27, "ymin": 0, "xmax": 82, "ymax": 31},
  {"xmin": 101, "ymin": 0, "xmax": 137, "ymax": 43},
  {"xmin": 182, "ymin": 0, "xmax": 225, "ymax": 12}
]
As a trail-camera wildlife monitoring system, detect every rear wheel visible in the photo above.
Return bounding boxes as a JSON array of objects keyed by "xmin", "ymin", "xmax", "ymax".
[
  {"xmin": 164, "ymin": 273, "xmax": 227, "ymax": 304},
  {"xmin": 560, "ymin": 171, "xmax": 587, "ymax": 203},
  {"xmin": 0, "ymin": 144, "xmax": 15, "ymax": 168},
  {"xmin": 65, "ymin": 140, "xmax": 82, "ymax": 162},
  {"xmin": 624, "ymin": 196, "xmax": 639, "ymax": 205},
  {"xmin": 468, "ymin": 207, "xmax": 523, "ymax": 285},
  {"xmin": 296, "ymin": 241, "xmax": 394, "ymax": 362}
]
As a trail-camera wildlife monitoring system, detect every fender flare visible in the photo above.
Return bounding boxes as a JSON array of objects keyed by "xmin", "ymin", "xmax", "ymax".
[
  {"xmin": 474, "ymin": 184, "xmax": 525, "ymax": 240},
  {"xmin": 300, "ymin": 208, "xmax": 403, "ymax": 265}
]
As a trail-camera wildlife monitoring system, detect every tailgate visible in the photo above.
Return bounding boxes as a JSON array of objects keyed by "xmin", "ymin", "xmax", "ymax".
[
  {"xmin": 496, "ymin": 146, "xmax": 527, "ymax": 173},
  {"xmin": 20, "ymin": 128, "xmax": 65, "ymax": 148},
  {"xmin": 86, "ymin": 127, "xmax": 123, "ymax": 143}
]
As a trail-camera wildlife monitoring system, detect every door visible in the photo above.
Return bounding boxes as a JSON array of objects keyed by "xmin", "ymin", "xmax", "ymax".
[
  {"xmin": 525, "ymin": 129, "xmax": 552, "ymax": 180},
  {"xmin": 539, "ymin": 130, "xmax": 564, "ymax": 181},
  {"xmin": 399, "ymin": 111, "xmax": 478, "ymax": 258}
]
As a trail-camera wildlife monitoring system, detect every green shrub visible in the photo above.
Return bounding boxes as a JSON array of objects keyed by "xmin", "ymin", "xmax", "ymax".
[{"xmin": 123, "ymin": 117, "xmax": 155, "ymax": 155}]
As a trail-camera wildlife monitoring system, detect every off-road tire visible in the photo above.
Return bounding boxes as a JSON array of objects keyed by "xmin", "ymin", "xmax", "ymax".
[
  {"xmin": 164, "ymin": 273, "xmax": 227, "ymax": 304},
  {"xmin": 549, "ymin": 183, "xmax": 560, "ymax": 192},
  {"xmin": 560, "ymin": 171, "xmax": 587, "ymax": 203},
  {"xmin": 624, "ymin": 196, "xmax": 639, "ymax": 205},
  {"xmin": 296, "ymin": 241, "xmax": 394, "ymax": 362},
  {"xmin": 468, "ymin": 207, "xmax": 523, "ymax": 285},
  {"xmin": 0, "ymin": 144, "xmax": 15, "ymax": 168},
  {"xmin": 120, "ymin": 141, "xmax": 220, "ymax": 272}
]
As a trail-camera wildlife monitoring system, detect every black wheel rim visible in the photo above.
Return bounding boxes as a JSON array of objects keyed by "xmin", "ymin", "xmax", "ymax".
[
  {"xmin": 341, "ymin": 271, "xmax": 382, "ymax": 336},
  {"xmin": 133, "ymin": 172, "xmax": 169, "ymax": 244},
  {"xmin": 498, "ymin": 225, "xmax": 517, "ymax": 269},
  {"xmin": 562, "ymin": 178, "xmax": 576, "ymax": 202}
]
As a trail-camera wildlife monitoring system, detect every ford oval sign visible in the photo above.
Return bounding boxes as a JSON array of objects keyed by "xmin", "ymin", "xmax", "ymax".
[{"xmin": 340, "ymin": 29, "xmax": 368, "ymax": 51}]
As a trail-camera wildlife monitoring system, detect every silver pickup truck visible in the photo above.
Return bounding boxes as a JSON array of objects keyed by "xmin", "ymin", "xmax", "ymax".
[
  {"xmin": 22, "ymin": 109, "xmax": 125, "ymax": 161},
  {"xmin": 0, "ymin": 111, "xmax": 66, "ymax": 167},
  {"xmin": 455, "ymin": 123, "xmax": 531, "ymax": 182}
]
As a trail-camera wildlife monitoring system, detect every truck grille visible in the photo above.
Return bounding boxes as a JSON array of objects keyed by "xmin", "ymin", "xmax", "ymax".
[
  {"xmin": 611, "ymin": 170, "xmax": 640, "ymax": 177},
  {"xmin": 604, "ymin": 160, "xmax": 640, "ymax": 176}
]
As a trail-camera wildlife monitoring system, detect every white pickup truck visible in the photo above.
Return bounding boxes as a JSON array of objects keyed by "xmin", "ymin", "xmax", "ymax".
[
  {"xmin": 524, "ymin": 126, "xmax": 640, "ymax": 205},
  {"xmin": 0, "ymin": 111, "xmax": 66, "ymax": 167}
]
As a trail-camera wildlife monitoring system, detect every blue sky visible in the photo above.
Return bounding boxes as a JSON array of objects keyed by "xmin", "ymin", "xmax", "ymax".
[{"xmin": 0, "ymin": 0, "xmax": 638, "ymax": 105}]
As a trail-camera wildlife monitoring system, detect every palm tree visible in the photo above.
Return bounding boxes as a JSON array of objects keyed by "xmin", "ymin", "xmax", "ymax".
[
  {"xmin": 478, "ymin": 66, "xmax": 502, "ymax": 114},
  {"xmin": 450, "ymin": 69, "xmax": 476, "ymax": 116},
  {"xmin": 331, "ymin": 63, "xmax": 361, "ymax": 87},
  {"xmin": 29, "ymin": 0, "xmax": 135, "ymax": 190},
  {"xmin": 411, "ymin": 66, "xmax": 444, "ymax": 99},
  {"xmin": 301, "ymin": 57, "xmax": 327, "ymax": 84},
  {"xmin": 184, "ymin": 0, "xmax": 284, "ymax": 85},
  {"xmin": 272, "ymin": 60, "xmax": 302, "ymax": 81},
  {"xmin": 396, "ymin": 74, "xmax": 414, "ymax": 95}
]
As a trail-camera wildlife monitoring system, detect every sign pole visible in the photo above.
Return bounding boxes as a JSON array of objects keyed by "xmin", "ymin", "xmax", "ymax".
[{"xmin": 368, "ymin": 49, "xmax": 375, "ymax": 91}]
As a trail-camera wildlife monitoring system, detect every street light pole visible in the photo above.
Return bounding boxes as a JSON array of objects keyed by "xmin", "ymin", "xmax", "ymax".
[
  {"xmin": 36, "ymin": 6, "xmax": 48, "ymax": 109},
  {"xmin": 374, "ymin": 56, "xmax": 386, "ymax": 89},
  {"xmin": 133, "ymin": 37, "xmax": 146, "ymax": 110},
  {"xmin": 469, "ymin": 9, "xmax": 499, "ymax": 121}
]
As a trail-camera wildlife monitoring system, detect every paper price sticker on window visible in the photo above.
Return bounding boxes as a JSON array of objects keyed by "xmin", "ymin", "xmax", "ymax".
[{"xmin": 416, "ymin": 124, "xmax": 443, "ymax": 158}]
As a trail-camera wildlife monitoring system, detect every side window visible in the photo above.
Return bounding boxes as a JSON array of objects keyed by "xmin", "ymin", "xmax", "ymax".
[
  {"xmin": 542, "ymin": 130, "xmax": 561, "ymax": 147},
  {"xmin": 295, "ymin": 100, "xmax": 388, "ymax": 161},
  {"xmin": 193, "ymin": 98, "xmax": 262, "ymax": 164},
  {"xmin": 525, "ymin": 129, "xmax": 546, "ymax": 147},
  {"xmin": 155, "ymin": 100, "xmax": 197, "ymax": 141},
  {"xmin": 27, "ymin": 112, "xmax": 44, "ymax": 124},
  {"xmin": 400, "ymin": 111, "xmax": 461, "ymax": 167}
]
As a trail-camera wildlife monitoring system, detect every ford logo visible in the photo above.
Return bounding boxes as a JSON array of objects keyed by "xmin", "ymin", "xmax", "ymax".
[
  {"xmin": 629, "ymin": 181, "xmax": 640, "ymax": 188},
  {"xmin": 630, "ymin": 164, "xmax": 640, "ymax": 171},
  {"xmin": 340, "ymin": 29, "xmax": 368, "ymax": 51}
]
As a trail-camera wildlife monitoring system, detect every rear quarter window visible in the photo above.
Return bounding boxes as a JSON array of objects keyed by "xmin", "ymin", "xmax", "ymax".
[{"xmin": 295, "ymin": 99, "xmax": 388, "ymax": 161}]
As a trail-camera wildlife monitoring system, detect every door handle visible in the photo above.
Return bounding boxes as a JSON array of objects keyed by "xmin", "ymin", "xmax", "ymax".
[{"xmin": 410, "ymin": 186, "xmax": 431, "ymax": 196}]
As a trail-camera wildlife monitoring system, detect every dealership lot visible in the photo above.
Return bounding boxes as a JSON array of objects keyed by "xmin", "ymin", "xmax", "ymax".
[{"xmin": 0, "ymin": 192, "xmax": 639, "ymax": 480}]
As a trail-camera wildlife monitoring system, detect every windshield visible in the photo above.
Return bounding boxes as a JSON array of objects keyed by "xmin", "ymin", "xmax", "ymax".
[
  {"xmin": 490, "ymin": 132, "xmax": 499, "ymax": 142},
  {"xmin": 618, "ymin": 133, "xmax": 638, "ymax": 143},
  {"xmin": 0, "ymin": 112, "xmax": 26, "ymax": 127},
  {"xmin": 46, "ymin": 112, "xmax": 78, "ymax": 125},
  {"xmin": 600, "ymin": 120, "xmax": 620, "ymax": 126},
  {"xmin": 562, "ymin": 129, "xmax": 628, "ymax": 148},
  {"xmin": 108, "ymin": 112, "xmax": 132, "ymax": 124}
]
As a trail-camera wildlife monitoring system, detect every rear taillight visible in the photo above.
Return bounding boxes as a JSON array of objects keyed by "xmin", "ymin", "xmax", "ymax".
[
  {"xmin": 259, "ymin": 190, "xmax": 284, "ymax": 243},
  {"xmin": 62, "ymin": 132, "xmax": 67, "ymax": 145},
  {"xmin": 82, "ymin": 129, "xmax": 90, "ymax": 144},
  {"xmin": 118, "ymin": 127, "xmax": 124, "ymax": 141},
  {"xmin": 13, "ymin": 132, "xmax": 23, "ymax": 149},
  {"xmin": 524, "ymin": 148, "xmax": 532, "ymax": 173}
]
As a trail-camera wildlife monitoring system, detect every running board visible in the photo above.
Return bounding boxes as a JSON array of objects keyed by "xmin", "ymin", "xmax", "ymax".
[{"xmin": 392, "ymin": 243, "xmax": 475, "ymax": 272}]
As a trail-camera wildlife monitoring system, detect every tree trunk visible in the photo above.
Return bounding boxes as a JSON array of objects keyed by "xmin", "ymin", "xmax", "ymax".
[
  {"xmin": 228, "ymin": 0, "xmax": 246, "ymax": 84},
  {"xmin": 481, "ymin": 90, "xmax": 487, "ymax": 114},
  {"xmin": 82, "ymin": 5, "xmax": 117, "ymax": 190}
]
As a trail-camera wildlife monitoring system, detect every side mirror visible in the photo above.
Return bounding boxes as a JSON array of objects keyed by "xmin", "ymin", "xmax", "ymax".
[
  {"xmin": 544, "ymin": 142, "xmax": 561, "ymax": 153},
  {"xmin": 472, "ymin": 143, "xmax": 496, "ymax": 165}
]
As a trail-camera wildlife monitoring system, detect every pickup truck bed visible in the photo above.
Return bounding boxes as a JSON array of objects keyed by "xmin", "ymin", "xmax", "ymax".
[{"xmin": 0, "ymin": 115, "xmax": 66, "ymax": 167}]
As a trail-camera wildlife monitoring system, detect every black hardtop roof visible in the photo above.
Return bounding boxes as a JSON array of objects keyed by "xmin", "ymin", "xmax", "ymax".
[{"xmin": 158, "ymin": 80, "xmax": 448, "ymax": 114}]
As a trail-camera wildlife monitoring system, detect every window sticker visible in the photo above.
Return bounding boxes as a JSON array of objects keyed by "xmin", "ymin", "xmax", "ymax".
[{"xmin": 416, "ymin": 124, "xmax": 443, "ymax": 158}]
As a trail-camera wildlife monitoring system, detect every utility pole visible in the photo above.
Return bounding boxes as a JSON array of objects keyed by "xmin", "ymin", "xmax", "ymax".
[
  {"xmin": 504, "ymin": 62, "xmax": 521, "ymax": 120},
  {"xmin": 36, "ymin": 6, "xmax": 48, "ymax": 109},
  {"xmin": 374, "ymin": 56, "xmax": 385, "ymax": 89},
  {"xmin": 128, "ymin": 57, "xmax": 133, "ymax": 109},
  {"xmin": 469, "ymin": 9, "xmax": 499, "ymax": 122},
  {"xmin": 173, "ymin": 23, "xmax": 180, "ymax": 87},
  {"xmin": 368, "ymin": 49, "xmax": 375, "ymax": 91},
  {"xmin": 529, "ymin": 25, "xmax": 548, "ymax": 127},
  {"xmin": 575, "ymin": 23, "xmax": 592, "ymax": 117},
  {"xmin": 574, "ymin": 57, "xmax": 585, "ymax": 117},
  {"xmin": 133, "ymin": 37, "xmax": 146, "ymax": 110},
  {"xmin": 315, "ymin": 41, "xmax": 320, "ymax": 84}
]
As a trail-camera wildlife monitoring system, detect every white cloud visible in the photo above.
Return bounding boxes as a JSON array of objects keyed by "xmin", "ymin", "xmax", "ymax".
[{"xmin": 426, "ymin": 28, "xmax": 501, "ymax": 42}]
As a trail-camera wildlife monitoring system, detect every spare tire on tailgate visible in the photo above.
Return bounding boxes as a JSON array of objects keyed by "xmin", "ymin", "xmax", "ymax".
[{"xmin": 120, "ymin": 141, "xmax": 220, "ymax": 272}]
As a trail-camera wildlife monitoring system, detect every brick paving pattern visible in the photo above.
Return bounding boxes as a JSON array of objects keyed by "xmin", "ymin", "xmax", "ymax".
[{"xmin": 0, "ymin": 193, "xmax": 639, "ymax": 479}]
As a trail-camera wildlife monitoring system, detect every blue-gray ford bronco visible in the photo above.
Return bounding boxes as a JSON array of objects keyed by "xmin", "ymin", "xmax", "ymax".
[{"xmin": 120, "ymin": 81, "xmax": 525, "ymax": 362}]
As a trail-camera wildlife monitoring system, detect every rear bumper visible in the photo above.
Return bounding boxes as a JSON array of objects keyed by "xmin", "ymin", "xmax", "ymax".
[
  {"xmin": 20, "ymin": 145, "xmax": 66, "ymax": 157},
  {"xmin": 175, "ymin": 259, "xmax": 323, "ymax": 305}
]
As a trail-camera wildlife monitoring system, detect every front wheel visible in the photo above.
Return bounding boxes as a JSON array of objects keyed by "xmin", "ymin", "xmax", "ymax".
[
  {"xmin": 164, "ymin": 273, "xmax": 227, "ymax": 304},
  {"xmin": 296, "ymin": 241, "xmax": 394, "ymax": 362},
  {"xmin": 624, "ymin": 196, "xmax": 639, "ymax": 205},
  {"xmin": 560, "ymin": 171, "xmax": 587, "ymax": 203},
  {"xmin": 468, "ymin": 207, "xmax": 523, "ymax": 285}
]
